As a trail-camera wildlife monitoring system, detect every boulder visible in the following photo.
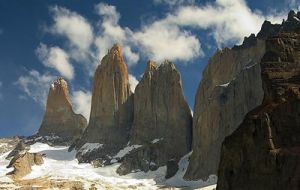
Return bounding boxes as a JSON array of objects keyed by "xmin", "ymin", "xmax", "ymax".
[{"xmin": 7, "ymin": 152, "xmax": 44, "ymax": 179}]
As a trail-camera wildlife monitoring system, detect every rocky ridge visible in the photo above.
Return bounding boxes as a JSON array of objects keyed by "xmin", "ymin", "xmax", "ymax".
[{"xmin": 217, "ymin": 30, "xmax": 300, "ymax": 190}]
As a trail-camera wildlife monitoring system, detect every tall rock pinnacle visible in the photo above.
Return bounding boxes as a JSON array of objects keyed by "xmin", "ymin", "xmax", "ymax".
[
  {"xmin": 38, "ymin": 77, "xmax": 87, "ymax": 140},
  {"xmin": 117, "ymin": 60, "xmax": 192, "ymax": 175},
  {"xmin": 76, "ymin": 44, "xmax": 133, "ymax": 162}
]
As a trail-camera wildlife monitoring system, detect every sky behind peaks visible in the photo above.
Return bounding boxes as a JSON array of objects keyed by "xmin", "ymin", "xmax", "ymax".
[{"xmin": 0, "ymin": 0, "xmax": 299, "ymax": 136}]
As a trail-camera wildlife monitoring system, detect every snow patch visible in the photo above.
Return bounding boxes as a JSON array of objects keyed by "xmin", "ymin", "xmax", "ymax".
[
  {"xmin": 113, "ymin": 144, "xmax": 142, "ymax": 159},
  {"xmin": 151, "ymin": 138, "xmax": 163, "ymax": 144},
  {"xmin": 0, "ymin": 151, "xmax": 14, "ymax": 183},
  {"xmin": 1, "ymin": 142, "xmax": 217, "ymax": 189},
  {"xmin": 78, "ymin": 143, "xmax": 103, "ymax": 155},
  {"xmin": 218, "ymin": 82, "xmax": 230, "ymax": 87}
]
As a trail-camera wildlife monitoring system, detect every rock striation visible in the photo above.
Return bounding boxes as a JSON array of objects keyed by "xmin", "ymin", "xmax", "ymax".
[
  {"xmin": 217, "ymin": 31, "xmax": 300, "ymax": 190},
  {"xmin": 117, "ymin": 60, "xmax": 192, "ymax": 175},
  {"xmin": 185, "ymin": 10, "xmax": 300, "ymax": 180},
  {"xmin": 76, "ymin": 44, "xmax": 133, "ymax": 163},
  {"xmin": 38, "ymin": 77, "xmax": 87, "ymax": 141}
]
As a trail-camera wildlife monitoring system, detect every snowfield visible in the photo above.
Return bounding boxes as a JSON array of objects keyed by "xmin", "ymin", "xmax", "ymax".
[{"xmin": 0, "ymin": 142, "xmax": 217, "ymax": 190}]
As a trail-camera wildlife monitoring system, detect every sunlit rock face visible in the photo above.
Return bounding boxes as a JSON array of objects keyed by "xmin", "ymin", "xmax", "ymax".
[
  {"xmin": 217, "ymin": 30, "xmax": 300, "ymax": 190},
  {"xmin": 38, "ymin": 77, "xmax": 87, "ymax": 141},
  {"xmin": 185, "ymin": 10, "xmax": 300, "ymax": 181},
  {"xmin": 117, "ymin": 60, "xmax": 192, "ymax": 175},
  {"xmin": 76, "ymin": 44, "xmax": 134, "ymax": 163},
  {"xmin": 185, "ymin": 36, "xmax": 265, "ymax": 180},
  {"xmin": 7, "ymin": 152, "xmax": 44, "ymax": 179}
]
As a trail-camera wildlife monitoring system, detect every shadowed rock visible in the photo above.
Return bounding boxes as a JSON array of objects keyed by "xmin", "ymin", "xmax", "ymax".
[
  {"xmin": 117, "ymin": 60, "xmax": 192, "ymax": 175},
  {"xmin": 217, "ymin": 31, "xmax": 300, "ymax": 190},
  {"xmin": 185, "ymin": 10, "xmax": 300, "ymax": 180}
]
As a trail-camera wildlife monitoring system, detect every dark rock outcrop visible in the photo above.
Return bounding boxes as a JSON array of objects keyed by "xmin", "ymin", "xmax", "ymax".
[
  {"xmin": 38, "ymin": 77, "xmax": 87, "ymax": 141},
  {"xmin": 7, "ymin": 152, "xmax": 44, "ymax": 179},
  {"xmin": 217, "ymin": 31, "xmax": 300, "ymax": 190},
  {"xmin": 117, "ymin": 60, "xmax": 192, "ymax": 175},
  {"xmin": 166, "ymin": 159, "xmax": 179, "ymax": 179},
  {"xmin": 185, "ymin": 10, "xmax": 300, "ymax": 180},
  {"xmin": 76, "ymin": 44, "xmax": 133, "ymax": 163},
  {"xmin": 6, "ymin": 141, "xmax": 29, "ymax": 160}
]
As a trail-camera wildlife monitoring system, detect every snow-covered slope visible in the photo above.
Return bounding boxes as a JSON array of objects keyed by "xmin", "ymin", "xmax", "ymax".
[{"xmin": 0, "ymin": 142, "xmax": 216, "ymax": 190}]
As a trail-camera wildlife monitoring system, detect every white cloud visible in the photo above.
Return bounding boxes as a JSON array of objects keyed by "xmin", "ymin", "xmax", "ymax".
[
  {"xmin": 128, "ymin": 74, "xmax": 139, "ymax": 92},
  {"xmin": 286, "ymin": 0, "xmax": 300, "ymax": 9},
  {"xmin": 36, "ymin": 43, "xmax": 74, "ymax": 80},
  {"xmin": 71, "ymin": 90, "xmax": 92, "ymax": 120},
  {"xmin": 134, "ymin": 22, "xmax": 202, "ymax": 62},
  {"xmin": 161, "ymin": 0, "xmax": 287, "ymax": 46},
  {"xmin": 15, "ymin": 70, "xmax": 56, "ymax": 106},
  {"xmin": 94, "ymin": 3, "xmax": 139, "ymax": 66},
  {"xmin": 50, "ymin": 6, "xmax": 94, "ymax": 61}
]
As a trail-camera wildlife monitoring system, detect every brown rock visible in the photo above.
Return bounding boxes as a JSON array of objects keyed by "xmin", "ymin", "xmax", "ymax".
[
  {"xmin": 117, "ymin": 60, "xmax": 192, "ymax": 175},
  {"xmin": 185, "ymin": 11, "xmax": 300, "ymax": 180},
  {"xmin": 217, "ymin": 32, "xmax": 300, "ymax": 190},
  {"xmin": 38, "ymin": 77, "xmax": 87, "ymax": 141},
  {"xmin": 185, "ymin": 39, "xmax": 265, "ymax": 180},
  {"xmin": 76, "ymin": 44, "xmax": 133, "ymax": 162},
  {"xmin": 7, "ymin": 152, "xmax": 44, "ymax": 179}
]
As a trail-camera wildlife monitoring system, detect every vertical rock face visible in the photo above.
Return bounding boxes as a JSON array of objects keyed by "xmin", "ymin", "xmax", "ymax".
[
  {"xmin": 117, "ymin": 60, "xmax": 192, "ymax": 175},
  {"xmin": 38, "ymin": 77, "xmax": 87, "ymax": 141},
  {"xmin": 185, "ymin": 11, "xmax": 300, "ymax": 180},
  {"xmin": 132, "ymin": 60, "xmax": 192, "ymax": 153},
  {"xmin": 76, "ymin": 44, "xmax": 133, "ymax": 162},
  {"xmin": 217, "ymin": 31, "xmax": 300, "ymax": 190},
  {"xmin": 185, "ymin": 38, "xmax": 266, "ymax": 180}
]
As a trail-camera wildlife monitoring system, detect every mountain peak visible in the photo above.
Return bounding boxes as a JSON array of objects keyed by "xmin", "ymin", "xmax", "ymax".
[{"xmin": 38, "ymin": 77, "xmax": 87, "ymax": 140}]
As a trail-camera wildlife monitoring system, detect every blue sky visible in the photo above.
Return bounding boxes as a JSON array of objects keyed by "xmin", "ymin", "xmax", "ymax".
[{"xmin": 0, "ymin": 0, "xmax": 299, "ymax": 137}]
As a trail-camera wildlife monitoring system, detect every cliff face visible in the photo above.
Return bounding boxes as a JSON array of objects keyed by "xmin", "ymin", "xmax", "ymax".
[
  {"xmin": 117, "ymin": 60, "xmax": 192, "ymax": 175},
  {"xmin": 39, "ymin": 77, "xmax": 87, "ymax": 140},
  {"xmin": 76, "ymin": 44, "xmax": 133, "ymax": 162},
  {"xmin": 185, "ymin": 37, "xmax": 265, "ymax": 180},
  {"xmin": 217, "ymin": 31, "xmax": 300, "ymax": 190},
  {"xmin": 185, "ymin": 10, "xmax": 300, "ymax": 180}
]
